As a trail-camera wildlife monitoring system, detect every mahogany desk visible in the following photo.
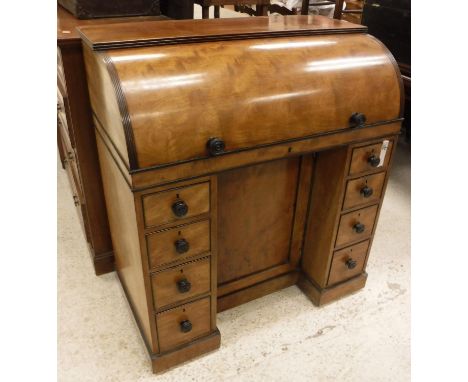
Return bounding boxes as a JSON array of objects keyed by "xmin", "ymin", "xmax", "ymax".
[{"xmin": 78, "ymin": 15, "xmax": 403, "ymax": 373}]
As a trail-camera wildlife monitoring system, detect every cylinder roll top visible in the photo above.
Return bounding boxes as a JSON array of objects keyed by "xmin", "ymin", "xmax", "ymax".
[{"xmin": 80, "ymin": 17, "xmax": 403, "ymax": 170}]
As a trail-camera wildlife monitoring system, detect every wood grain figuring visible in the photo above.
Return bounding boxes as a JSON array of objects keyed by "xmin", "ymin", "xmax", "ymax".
[
  {"xmin": 335, "ymin": 204, "xmax": 378, "ymax": 248},
  {"xmin": 147, "ymin": 219, "xmax": 210, "ymax": 269},
  {"xmin": 78, "ymin": 15, "xmax": 367, "ymax": 50},
  {"xmin": 217, "ymin": 158, "xmax": 300, "ymax": 285},
  {"xmin": 151, "ymin": 257, "xmax": 211, "ymax": 309},
  {"xmin": 342, "ymin": 172, "xmax": 385, "ymax": 210},
  {"xmin": 301, "ymin": 146, "xmax": 349, "ymax": 288},
  {"xmin": 96, "ymin": 133, "xmax": 155, "ymax": 352},
  {"xmin": 83, "ymin": 44, "xmax": 130, "ymax": 167},
  {"xmin": 156, "ymin": 297, "xmax": 211, "ymax": 352},
  {"xmin": 349, "ymin": 140, "xmax": 394, "ymax": 175},
  {"xmin": 143, "ymin": 182, "xmax": 210, "ymax": 228},
  {"xmin": 328, "ymin": 240, "xmax": 369, "ymax": 286},
  {"xmin": 131, "ymin": 122, "xmax": 402, "ymax": 190},
  {"xmin": 95, "ymin": 33, "xmax": 402, "ymax": 169}
]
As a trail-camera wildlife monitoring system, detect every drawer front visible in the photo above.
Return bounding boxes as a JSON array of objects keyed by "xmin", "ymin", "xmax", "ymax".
[
  {"xmin": 152, "ymin": 257, "xmax": 211, "ymax": 309},
  {"xmin": 336, "ymin": 205, "xmax": 378, "ymax": 247},
  {"xmin": 349, "ymin": 140, "xmax": 393, "ymax": 176},
  {"xmin": 143, "ymin": 182, "xmax": 210, "ymax": 228},
  {"xmin": 328, "ymin": 240, "xmax": 369, "ymax": 286},
  {"xmin": 147, "ymin": 220, "xmax": 210, "ymax": 269},
  {"xmin": 156, "ymin": 297, "xmax": 211, "ymax": 353},
  {"xmin": 343, "ymin": 172, "xmax": 386, "ymax": 210}
]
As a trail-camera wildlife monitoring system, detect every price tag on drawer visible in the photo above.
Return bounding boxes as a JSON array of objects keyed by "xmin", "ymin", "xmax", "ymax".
[{"xmin": 378, "ymin": 140, "xmax": 389, "ymax": 167}]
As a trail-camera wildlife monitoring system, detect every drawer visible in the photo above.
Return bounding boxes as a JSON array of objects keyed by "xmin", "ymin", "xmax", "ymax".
[
  {"xmin": 151, "ymin": 257, "xmax": 211, "ymax": 309},
  {"xmin": 342, "ymin": 172, "xmax": 386, "ymax": 210},
  {"xmin": 328, "ymin": 240, "xmax": 369, "ymax": 286},
  {"xmin": 156, "ymin": 297, "xmax": 211, "ymax": 353},
  {"xmin": 143, "ymin": 182, "xmax": 210, "ymax": 228},
  {"xmin": 349, "ymin": 140, "xmax": 393, "ymax": 176},
  {"xmin": 147, "ymin": 220, "xmax": 210, "ymax": 269},
  {"xmin": 335, "ymin": 205, "xmax": 378, "ymax": 247}
]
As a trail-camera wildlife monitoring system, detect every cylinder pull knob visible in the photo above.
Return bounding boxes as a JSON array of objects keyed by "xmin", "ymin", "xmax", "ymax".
[
  {"xmin": 174, "ymin": 239, "xmax": 190, "ymax": 254},
  {"xmin": 177, "ymin": 278, "xmax": 192, "ymax": 293},
  {"xmin": 172, "ymin": 200, "xmax": 188, "ymax": 217},
  {"xmin": 367, "ymin": 155, "xmax": 380, "ymax": 167},
  {"xmin": 349, "ymin": 112, "xmax": 366, "ymax": 127},
  {"xmin": 346, "ymin": 258, "xmax": 357, "ymax": 269},
  {"xmin": 353, "ymin": 223, "xmax": 365, "ymax": 233},
  {"xmin": 360, "ymin": 186, "xmax": 373, "ymax": 198},
  {"xmin": 180, "ymin": 320, "xmax": 192, "ymax": 333},
  {"xmin": 207, "ymin": 137, "xmax": 225, "ymax": 156}
]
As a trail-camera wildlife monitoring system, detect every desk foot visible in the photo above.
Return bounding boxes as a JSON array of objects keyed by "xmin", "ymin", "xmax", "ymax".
[
  {"xmin": 151, "ymin": 329, "xmax": 221, "ymax": 374},
  {"xmin": 298, "ymin": 272, "xmax": 368, "ymax": 306}
]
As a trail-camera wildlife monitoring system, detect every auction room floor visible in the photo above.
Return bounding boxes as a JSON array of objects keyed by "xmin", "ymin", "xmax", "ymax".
[{"xmin": 58, "ymin": 138, "xmax": 410, "ymax": 382}]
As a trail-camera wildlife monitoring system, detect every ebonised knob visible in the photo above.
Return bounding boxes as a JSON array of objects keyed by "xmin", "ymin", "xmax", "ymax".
[
  {"xmin": 367, "ymin": 155, "xmax": 380, "ymax": 167},
  {"xmin": 174, "ymin": 238, "xmax": 190, "ymax": 254},
  {"xmin": 180, "ymin": 320, "xmax": 192, "ymax": 333},
  {"xmin": 353, "ymin": 223, "xmax": 365, "ymax": 233},
  {"xmin": 349, "ymin": 112, "xmax": 366, "ymax": 127},
  {"xmin": 346, "ymin": 258, "xmax": 357, "ymax": 269},
  {"xmin": 172, "ymin": 200, "xmax": 188, "ymax": 217},
  {"xmin": 360, "ymin": 186, "xmax": 373, "ymax": 198},
  {"xmin": 177, "ymin": 278, "xmax": 191, "ymax": 293},
  {"xmin": 207, "ymin": 137, "xmax": 226, "ymax": 156}
]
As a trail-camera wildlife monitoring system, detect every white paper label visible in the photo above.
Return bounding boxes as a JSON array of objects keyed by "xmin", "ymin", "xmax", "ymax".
[{"xmin": 378, "ymin": 140, "xmax": 389, "ymax": 167}]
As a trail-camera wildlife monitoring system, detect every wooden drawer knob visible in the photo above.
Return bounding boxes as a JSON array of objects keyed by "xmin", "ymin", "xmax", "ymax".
[
  {"xmin": 345, "ymin": 258, "xmax": 357, "ymax": 269},
  {"xmin": 174, "ymin": 238, "xmax": 190, "ymax": 254},
  {"xmin": 360, "ymin": 186, "xmax": 373, "ymax": 198},
  {"xmin": 353, "ymin": 222, "xmax": 365, "ymax": 233},
  {"xmin": 207, "ymin": 137, "xmax": 225, "ymax": 156},
  {"xmin": 172, "ymin": 200, "xmax": 188, "ymax": 217},
  {"xmin": 180, "ymin": 319, "xmax": 192, "ymax": 333},
  {"xmin": 349, "ymin": 112, "xmax": 366, "ymax": 127},
  {"xmin": 177, "ymin": 278, "xmax": 192, "ymax": 293},
  {"xmin": 367, "ymin": 154, "xmax": 380, "ymax": 167}
]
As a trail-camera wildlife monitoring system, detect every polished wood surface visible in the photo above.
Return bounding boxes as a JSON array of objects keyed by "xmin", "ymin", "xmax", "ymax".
[
  {"xmin": 57, "ymin": 6, "xmax": 168, "ymax": 274},
  {"xmin": 81, "ymin": 17, "xmax": 404, "ymax": 373},
  {"xmin": 142, "ymin": 182, "xmax": 210, "ymax": 228},
  {"xmin": 151, "ymin": 257, "xmax": 211, "ymax": 309},
  {"xmin": 147, "ymin": 219, "xmax": 210, "ymax": 269},
  {"xmin": 349, "ymin": 140, "xmax": 393, "ymax": 175},
  {"xmin": 342, "ymin": 171, "xmax": 385, "ymax": 210},
  {"xmin": 96, "ymin": 133, "xmax": 156, "ymax": 352},
  {"xmin": 335, "ymin": 204, "xmax": 378, "ymax": 247},
  {"xmin": 328, "ymin": 240, "xmax": 369, "ymax": 286},
  {"xmin": 156, "ymin": 297, "xmax": 212, "ymax": 352},
  {"xmin": 78, "ymin": 15, "xmax": 367, "ymax": 49},
  {"xmin": 217, "ymin": 158, "xmax": 299, "ymax": 285},
  {"xmin": 81, "ymin": 29, "xmax": 401, "ymax": 169}
]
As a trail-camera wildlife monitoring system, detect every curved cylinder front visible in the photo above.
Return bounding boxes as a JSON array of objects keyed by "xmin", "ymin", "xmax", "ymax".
[{"xmin": 107, "ymin": 33, "xmax": 402, "ymax": 169}]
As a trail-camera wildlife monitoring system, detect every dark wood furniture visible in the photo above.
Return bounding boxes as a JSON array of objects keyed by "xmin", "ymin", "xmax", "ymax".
[
  {"xmin": 57, "ymin": 6, "xmax": 168, "ymax": 274},
  {"xmin": 361, "ymin": 0, "xmax": 410, "ymax": 140},
  {"xmin": 78, "ymin": 15, "xmax": 403, "ymax": 372},
  {"xmin": 195, "ymin": 1, "xmax": 269, "ymax": 18},
  {"xmin": 58, "ymin": 0, "xmax": 161, "ymax": 19}
]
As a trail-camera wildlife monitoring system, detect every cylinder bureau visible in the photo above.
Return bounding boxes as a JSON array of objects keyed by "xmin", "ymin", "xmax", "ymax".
[{"xmin": 78, "ymin": 15, "xmax": 403, "ymax": 373}]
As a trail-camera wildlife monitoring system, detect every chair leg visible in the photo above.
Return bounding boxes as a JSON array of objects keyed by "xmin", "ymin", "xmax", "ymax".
[
  {"xmin": 202, "ymin": 5, "xmax": 210, "ymax": 19},
  {"xmin": 256, "ymin": 5, "xmax": 268, "ymax": 16},
  {"xmin": 214, "ymin": 5, "xmax": 220, "ymax": 18}
]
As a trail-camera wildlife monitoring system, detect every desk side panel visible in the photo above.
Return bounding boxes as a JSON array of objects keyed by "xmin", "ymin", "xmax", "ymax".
[{"xmin": 96, "ymin": 133, "xmax": 156, "ymax": 352}]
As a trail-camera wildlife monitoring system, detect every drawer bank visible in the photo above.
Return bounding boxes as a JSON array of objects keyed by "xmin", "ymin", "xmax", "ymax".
[{"xmin": 78, "ymin": 15, "xmax": 403, "ymax": 373}]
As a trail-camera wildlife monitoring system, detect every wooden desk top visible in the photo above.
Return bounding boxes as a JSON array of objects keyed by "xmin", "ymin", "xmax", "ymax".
[
  {"xmin": 78, "ymin": 15, "xmax": 367, "ymax": 50},
  {"xmin": 57, "ymin": 5, "xmax": 168, "ymax": 44}
]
